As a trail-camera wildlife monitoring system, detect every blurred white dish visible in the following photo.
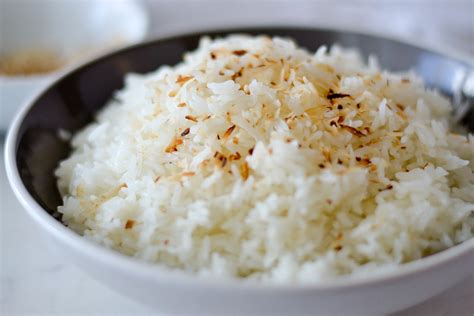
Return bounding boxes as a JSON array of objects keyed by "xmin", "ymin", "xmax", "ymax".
[{"xmin": 0, "ymin": 0, "xmax": 148, "ymax": 130}]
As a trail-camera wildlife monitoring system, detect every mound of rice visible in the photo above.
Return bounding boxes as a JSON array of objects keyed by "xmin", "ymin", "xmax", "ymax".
[{"xmin": 56, "ymin": 35, "xmax": 474, "ymax": 282}]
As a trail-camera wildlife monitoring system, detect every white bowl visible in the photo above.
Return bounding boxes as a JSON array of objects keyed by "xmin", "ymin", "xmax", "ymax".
[
  {"xmin": 4, "ymin": 27, "xmax": 474, "ymax": 315},
  {"xmin": 0, "ymin": 0, "xmax": 148, "ymax": 130}
]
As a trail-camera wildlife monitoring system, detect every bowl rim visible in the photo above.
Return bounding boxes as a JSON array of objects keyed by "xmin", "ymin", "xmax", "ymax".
[{"xmin": 5, "ymin": 25, "xmax": 474, "ymax": 291}]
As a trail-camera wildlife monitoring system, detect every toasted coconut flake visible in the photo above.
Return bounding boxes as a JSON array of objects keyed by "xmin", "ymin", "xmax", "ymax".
[
  {"xmin": 223, "ymin": 125, "xmax": 236, "ymax": 139},
  {"xmin": 341, "ymin": 124, "xmax": 365, "ymax": 137},
  {"xmin": 165, "ymin": 138, "xmax": 183, "ymax": 153},
  {"xmin": 327, "ymin": 93, "xmax": 350, "ymax": 100},
  {"xmin": 176, "ymin": 75, "xmax": 193, "ymax": 85},
  {"xmin": 233, "ymin": 50, "xmax": 247, "ymax": 56},
  {"xmin": 241, "ymin": 162, "xmax": 249, "ymax": 180},
  {"xmin": 125, "ymin": 219, "xmax": 135, "ymax": 229},
  {"xmin": 229, "ymin": 152, "xmax": 241, "ymax": 161},
  {"xmin": 185, "ymin": 115, "xmax": 198, "ymax": 122},
  {"xmin": 231, "ymin": 69, "xmax": 243, "ymax": 80},
  {"xmin": 360, "ymin": 158, "xmax": 371, "ymax": 166}
]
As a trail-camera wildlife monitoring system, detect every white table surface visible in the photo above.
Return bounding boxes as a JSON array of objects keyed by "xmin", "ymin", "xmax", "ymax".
[{"xmin": 2, "ymin": 1, "xmax": 474, "ymax": 315}]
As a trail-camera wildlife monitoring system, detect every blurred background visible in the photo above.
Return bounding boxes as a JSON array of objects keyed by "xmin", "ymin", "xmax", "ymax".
[
  {"xmin": 1, "ymin": 0, "xmax": 473, "ymax": 315},
  {"xmin": 145, "ymin": 0, "xmax": 473, "ymax": 57},
  {"xmin": 1, "ymin": 0, "xmax": 473, "ymax": 130}
]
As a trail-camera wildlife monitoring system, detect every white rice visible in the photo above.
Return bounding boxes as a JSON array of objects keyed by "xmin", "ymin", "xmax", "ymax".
[{"xmin": 56, "ymin": 35, "xmax": 474, "ymax": 282}]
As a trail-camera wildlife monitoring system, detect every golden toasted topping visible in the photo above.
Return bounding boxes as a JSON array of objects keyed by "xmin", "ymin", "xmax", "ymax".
[
  {"xmin": 240, "ymin": 162, "xmax": 249, "ymax": 180},
  {"xmin": 223, "ymin": 125, "xmax": 236, "ymax": 139},
  {"xmin": 125, "ymin": 219, "xmax": 135, "ymax": 229},
  {"xmin": 185, "ymin": 115, "xmax": 198, "ymax": 122},
  {"xmin": 165, "ymin": 138, "xmax": 183, "ymax": 153},
  {"xmin": 232, "ymin": 50, "xmax": 247, "ymax": 56},
  {"xmin": 176, "ymin": 75, "xmax": 193, "ymax": 85},
  {"xmin": 341, "ymin": 124, "xmax": 366, "ymax": 137}
]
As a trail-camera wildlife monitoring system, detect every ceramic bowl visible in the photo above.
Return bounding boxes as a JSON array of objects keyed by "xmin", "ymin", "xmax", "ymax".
[
  {"xmin": 0, "ymin": 0, "xmax": 148, "ymax": 130},
  {"xmin": 4, "ymin": 27, "xmax": 474, "ymax": 315}
]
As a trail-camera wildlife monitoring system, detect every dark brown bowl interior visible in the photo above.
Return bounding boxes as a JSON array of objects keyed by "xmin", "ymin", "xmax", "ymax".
[{"xmin": 12, "ymin": 27, "xmax": 474, "ymax": 218}]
